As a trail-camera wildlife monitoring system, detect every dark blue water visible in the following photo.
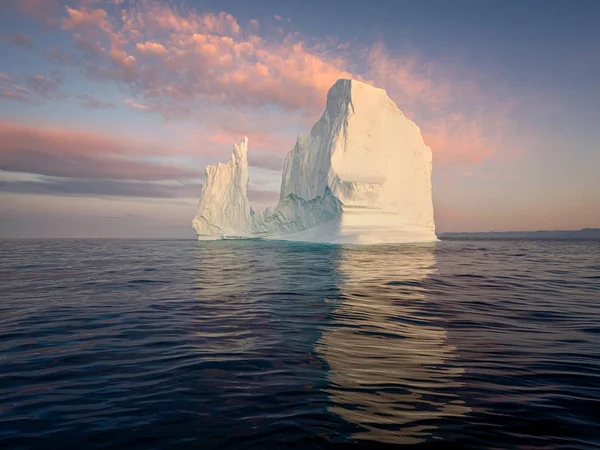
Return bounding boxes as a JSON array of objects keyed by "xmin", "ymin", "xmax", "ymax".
[{"xmin": 1, "ymin": 239, "xmax": 599, "ymax": 449}]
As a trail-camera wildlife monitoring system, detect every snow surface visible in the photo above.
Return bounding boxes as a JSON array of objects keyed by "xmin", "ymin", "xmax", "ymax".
[{"xmin": 192, "ymin": 79, "xmax": 437, "ymax": 244}]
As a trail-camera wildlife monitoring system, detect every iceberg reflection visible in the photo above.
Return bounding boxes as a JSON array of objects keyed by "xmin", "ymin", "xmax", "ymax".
[{"xmin": 317, "ymin": 244, "xmax": 470, "ymax": 444}]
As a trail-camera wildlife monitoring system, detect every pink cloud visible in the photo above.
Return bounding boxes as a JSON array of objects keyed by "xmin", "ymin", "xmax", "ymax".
[
  {"xmin": 365, "ymin": 43, "xmax": 453, "ymax": 113},
  {"xmin": 59, "ymin": 1, "xmax": 355, "ymax": 115},
  {"xmin": 124, "ymin": 98, "xmax": 149, "ymax": 110},
  {"xmin": 63, "ymin": 6, "xmax": 113, "ymax": 34},
  {"xmin": 365, "ymin": 42, "xmax": 519, "ymax": 165},
  {"xmin": 423, "ymin": 127, "xmax": 493, "ymax": 165},
  {"xmin": 63, "ymin": 3, "xmax": 138, "ymax": 80},
  {"xmin": 120, "ymin": 2, "xmax": 241, "ymax": 36},
  {"xmin": 421, "ymin": 110, "xmax": 497, "ymax": 165},
  {"xmin": 136, "ymin": 41, "xmax": 167, "ymax": 56},
  {"xmin": 202, "ymin": 12, "xmax": 241, "ymax": 35},
  {"xmin": 12, "ymin": 0, "xmax": 522, "ymax": 166},
  {"xmin": 108, "ymin": 47, "xmax": 137, "ymax": 72},
  {"xmin": 0, "ymin": 121, "xmax": 198, "ymax": 181},
  {"xmin": 1, "ymin": 91, "xmax": 30, "ymax": 102}
]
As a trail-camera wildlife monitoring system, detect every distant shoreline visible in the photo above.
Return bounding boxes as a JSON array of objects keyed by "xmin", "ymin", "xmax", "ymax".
[{"xmin": 439, "ymin": 229, "xmax": 600, "ymax": 239}]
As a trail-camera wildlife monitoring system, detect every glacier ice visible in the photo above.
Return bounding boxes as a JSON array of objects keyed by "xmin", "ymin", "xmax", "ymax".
[
  {"xmin": 191, "ymin": 137, "xmax": 252, "ymax": 239},
  {"xmin": 192, "ymin": 79, "xmax": 437, "ymax": 244}
]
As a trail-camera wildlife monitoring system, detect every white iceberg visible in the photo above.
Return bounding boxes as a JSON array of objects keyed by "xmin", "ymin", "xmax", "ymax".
[
  {"xmin": 192, "ymin": 79, "xmax": 437, "ymax": 244},
  {"xmin": 191, "ymin": 138, "xmax": 252, "ymax": 239}
]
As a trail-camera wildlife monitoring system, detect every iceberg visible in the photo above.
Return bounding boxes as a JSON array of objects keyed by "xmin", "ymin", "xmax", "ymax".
[
  {"xmin": 192, "ymin": 79, "xmax": 437, "ymax": 244},
  {"xmin": 191, "ymin": 138, "xmax": 252, "ymax": 239}
]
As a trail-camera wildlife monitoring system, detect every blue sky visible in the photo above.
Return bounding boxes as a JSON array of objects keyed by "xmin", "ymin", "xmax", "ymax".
[{"xmin": 0, "ymin": 0, "xmax": 599, "ymax": 237}]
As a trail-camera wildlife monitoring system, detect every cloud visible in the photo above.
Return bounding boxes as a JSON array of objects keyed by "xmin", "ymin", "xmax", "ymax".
[
  {"xmin": 136, "ymin": 41, "xmax": 167, "ymax": 56},
  {"xmin": 2, "ymin": 0, "xmax": 62, "ymax": 27},
  {"xmin": 25, "ymin": 74, "xmax": 64, "ymax": 100},
  {"xmin": 0, "ymin": 122, "xmax": 199, "ymax": 181},
  {"xmin": 422, "ymin": 117, "xmax": 494, "ymax": 165},
  {"xmin": 1, "ymin": 91, "xmax": 30, "ymax": 102},
  {"xmin": 58, "ymin": 1, "xmax": 356, "ymax": 116},
  {"xmin": 364, "ymin": 42, "xmax": 519, "ymax": 165},
  {"xmin": 11, "ymin": 0, "xmax": 523, "ymax": 166},
  {"xmin": 0, "ymin": 178, "xmax": 201, "ymax": 199},
  {"xmin": 76, "ymin": 94, "xmax": 115, "ymax": 109},
  {"xmin": 1, "ymin": 33, "xmax": 34, "ymax": 50},
  {"xmin": 122, "ymin": 98, "xmax": 191, "ymax": 120},
  {"xmin": 0, "ymin": 73, "xmax": 31, "ymax": 103},
  {"xmin": 63, "ymin": 6, "xmax": 114, "ymax": 34},
  {"xmin": 365, "ymin": 43, "xmax": 453, "ymax": 114},
  {"xmin": 124, "ymin": 98, "xmax": 149, "ymax": 110},
  {"xmin": 73, "ymin": 33, "xmax": 105, "ymax": 55},
  {"xmin": 12, "ymin": 33, "xmax": 34, "ymax": 49},
  {"xmin": 0, "ymin": 73, "xmax": 65, "ymax": 103}
]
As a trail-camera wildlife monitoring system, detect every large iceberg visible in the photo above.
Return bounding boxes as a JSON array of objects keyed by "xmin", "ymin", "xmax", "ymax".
[{"xmin": 192, "ymin": 79, "xmax": 437, "ymax": 244}]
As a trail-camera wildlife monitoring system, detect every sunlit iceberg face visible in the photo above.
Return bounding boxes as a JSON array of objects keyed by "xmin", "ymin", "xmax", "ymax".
[{"xmin": 317, "ymin": 244, "xmax": 470, "ymax": 444}]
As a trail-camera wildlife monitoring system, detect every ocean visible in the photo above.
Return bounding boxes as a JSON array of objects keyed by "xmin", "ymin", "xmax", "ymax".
[{"xmin": 1, "ymin": 238, "xmax": 599, "ymax": 449}]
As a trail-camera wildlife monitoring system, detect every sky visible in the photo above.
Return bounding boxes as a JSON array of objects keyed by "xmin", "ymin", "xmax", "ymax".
[{"xmin": 0, "ymin": 0, "xmax": 599, "ymax": 238}]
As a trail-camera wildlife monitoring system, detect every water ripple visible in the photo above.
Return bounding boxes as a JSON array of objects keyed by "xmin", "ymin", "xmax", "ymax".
[{"xmin": 0, "ymin": 238, "xmax": 599, "ymax": 449}]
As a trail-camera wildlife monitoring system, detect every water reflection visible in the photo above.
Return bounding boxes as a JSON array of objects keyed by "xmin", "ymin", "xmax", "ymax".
[
  {"xmin": 192, "ymin": 241, "xmax": 344, "ymax": 447},
  {"xmin": 317, "ymin": 244, "xmax": 470, "ymax": 444},
  {"xmin": 191, "ymin": 241, "xmax": 470, "ymax": 446},
  {"xmin": 193, "ymin": 241, "xmax": 264, "ymax": 356}
]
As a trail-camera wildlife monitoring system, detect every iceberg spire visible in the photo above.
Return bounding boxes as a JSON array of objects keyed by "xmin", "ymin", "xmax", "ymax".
[{"xmin": 192, "ymin": 136, "xmax": 252, "ymax": 239}]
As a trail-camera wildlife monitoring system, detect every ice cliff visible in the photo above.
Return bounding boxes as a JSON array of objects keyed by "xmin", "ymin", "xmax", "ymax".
[{"xmin": 192, "ymin": 79, "xmax": 437, "ymax": 244}]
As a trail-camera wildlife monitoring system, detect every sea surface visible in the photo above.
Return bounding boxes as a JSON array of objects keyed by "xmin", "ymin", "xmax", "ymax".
[{"xmin": 1, "ymin": 238, "xmax": 599, "ymax": 449}]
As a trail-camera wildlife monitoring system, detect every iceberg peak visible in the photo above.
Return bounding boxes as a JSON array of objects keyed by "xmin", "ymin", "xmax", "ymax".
[{"xmin": 192, "ymin": 136, "xmax": 252, "ymax": 239}]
